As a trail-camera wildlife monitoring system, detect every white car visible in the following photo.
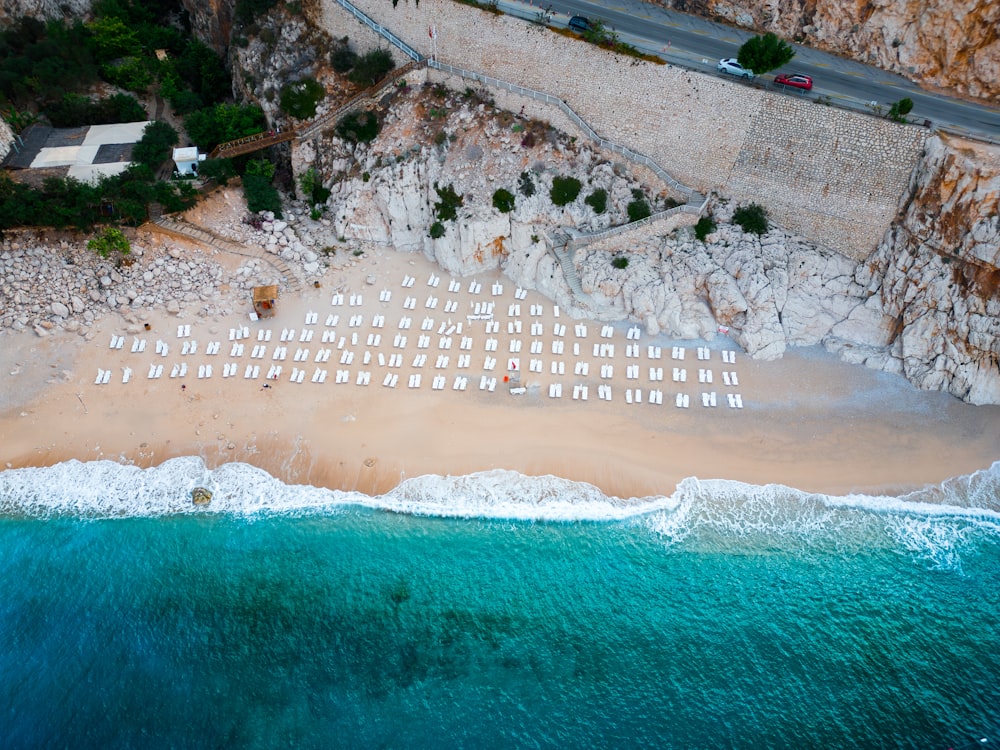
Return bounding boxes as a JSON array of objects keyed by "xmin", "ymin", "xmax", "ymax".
[{"xmin": 718, "ymin": 58, "xmax": 754, "ymax": 79}]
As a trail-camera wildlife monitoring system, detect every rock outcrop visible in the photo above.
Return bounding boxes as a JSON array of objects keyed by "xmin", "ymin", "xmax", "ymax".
[
  {"xmin": 825, "ymin": 134, "xmax": 1000, "ymax": 404},
  {"xmin": 665, "ymin": 0, "xmax": 1000, "ymax": 103},
  {"xmin": 307, "ymin": 88, "xmax": 999, "ymax": 403}
]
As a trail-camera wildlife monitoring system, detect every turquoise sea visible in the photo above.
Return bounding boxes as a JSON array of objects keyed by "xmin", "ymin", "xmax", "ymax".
[{"xmin": 1, "ymin": 458, "xmax": 998, "ymax": 749}]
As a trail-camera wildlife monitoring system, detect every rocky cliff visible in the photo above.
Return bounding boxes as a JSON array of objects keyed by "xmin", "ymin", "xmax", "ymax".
[
  {"xmin": 825, "ymin": 133, "xmax": 1000, "ymax": 404},
  {"xmin": 666, "ymin": 0, "xmax": 1000, "ymax": 103},
  {"xmin": 308, "ymin": 82, "xmax": 999, "ymax": 403},
  {"xmin": 0, "ymin": 0, "xmax": 91, "ymax": 23}
]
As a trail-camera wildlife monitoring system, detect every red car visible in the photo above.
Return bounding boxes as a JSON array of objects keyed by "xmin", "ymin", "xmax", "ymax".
[{"xmin": 774, "ymin": 73, "xmax": 813, "ymax": 91}]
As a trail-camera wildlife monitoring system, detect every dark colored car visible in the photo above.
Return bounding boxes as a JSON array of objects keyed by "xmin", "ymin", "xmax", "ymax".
[
  {"xmin": 568, "ymin": 16, "xmax": 591, "ymax": 32},
  {"xmin": 774, "ymin": 73, "xmax": 813, "ymax": 91}
]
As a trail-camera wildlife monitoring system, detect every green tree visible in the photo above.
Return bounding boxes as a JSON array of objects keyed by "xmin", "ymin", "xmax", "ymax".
[
  {"xmin": 429, "ymin": 220, "xmax": 445, "ymax": 239},
  {"xmin": 280, "ymin": 78, "xmax": 325, "ymax": 119},
  {"xmin": 198, "ymin": 158, "xmax": 237, "ymax": 185},
  {"xmin": 737, "ymin": 33, "xmax": 795, "ymax": 76},
  {"xmin": 348, "ymin": 48, "xmax": 395, "ymax": 87},
  {"xmin": 550, "ymin": 176, "xmax": 581, "ymax": 206},
  {"xmin": 87, "ymin": 16, "xmax": 141, "ymax": 62},
  {"xmin": 611, "ymin": 255, "xmax": 628, "ymax": 269},
  {"xmin": 87, "ymin": 226, "xmax": 130, "ymax": 259},
  {"xmin": 131, "ymin": 120, "xmax": 178, "ymax": 171},
  {"xmin": 243, "ymin": 159, "xmax": 281, "ymax": 217}
]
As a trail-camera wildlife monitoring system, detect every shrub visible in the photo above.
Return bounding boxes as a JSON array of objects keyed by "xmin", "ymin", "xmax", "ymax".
[
  {"xmin": 348, "ymin": 48, "xmax": 395, "ymax": 87},
  {"xmin": 550, "ymin": 176, "xmax": 582, "ymax": 206},
  {"xmin": 184, "ymin": 103, "xmax": 266, "ymax": 152},
  {"xmin": 694, "ymin": 216, "xmax": 716, "ymax": 241},
  {"xmin": 888, "ymin": 97, "xmax": 914, "ymax": 122},
  {"xmin": 243, "ymin": 174, "xmax": 281, "ymax": 217},
  {"xmin": 732, "ymin": 203, "xmax": 769, "ymax": 234},
  {"xmin": 298, "ymin": 167, "xmax": 330, "ymax": 205},
  {"xmin": 429, "ymin": 220, "xmax": 445, "ymax": 239},
  {"xmin": 44, "ymin": 92, "xmax": 147, "ymax": 127},
  {"xmin": 279, "ymin": 78, "xmax": 325, "ymax": 120},
  {"xmin": 244, "ymin": 157, "xmax": 275, "ymax": 179},
  {"xmin": 330, "ymin": 39, "xmax": 357, "ymax": 73},
  {"xmin": 131, "ymin": 120, "xmax": 178, "ymax": 171},
  {"xmin": 492, "ymin": 188, "xmax": 515, "ymax": 213},
  {"xmin": 87, "ymin": 226, "xmax": 130, "ymax": 259},
  {"xmin": 434, "ymin": 183, "xmax": 463, "ymax": 222},
  {"xmin": 199, "ymin": 158, "xmax": 236, "ymax": 185},
  {"xmin": 518, "ymin": 171, "xmax": 535, "ymax": 197},
  {"xmin": 611, "ymin": 255, "xmax": 628, "ymax": 269},
  {"xmin": 235, "ymin": 0, "xmax": 279, "ymax": 24},
  {"xmin": 585, "ymin": 188, "xmax": 607, "ymax": 214},
  {"xmin": 627, "ymin": 196, "xmax": 651, "ymax": 222},
  {"xmin": 335, "ymin": 110, "xmax": 380, "ymax": 143},
  {"xmin": 102, "ymin": 56, "xmax": 153, "ymax": 93}
]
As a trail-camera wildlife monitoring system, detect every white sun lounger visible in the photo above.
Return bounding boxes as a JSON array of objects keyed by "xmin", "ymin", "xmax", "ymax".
[
  {"xmin": 409, "ymin": 374, "xmax": 422, "ymax": 388},
  {"xmin": 435, "ymin": 355, "xmax": 450, "ymax": 369},
  {"xmin": 412, "ymin": 354, "xmax": 427, "ymax": 367},
  {"xmin": 389, "ymin": 354, "xmax": 402, "ymax": 368},
  {"xmin": 336, "ymin": 370, "xmax": 349, "ymax": 384},
  {"xmin": 548, "ymin": 383, "xmax": 562, "ymax": 398},
  {"xmin": 383, "ymin": 373, "xmax": 398, "ymax": 388},
  {"xmin": 453, "ymin": 375, "xmax": 468, "ymax": 391},
  {"xmin": 483, "ymin": 356, "xmax": 496, "ymax": 371}
]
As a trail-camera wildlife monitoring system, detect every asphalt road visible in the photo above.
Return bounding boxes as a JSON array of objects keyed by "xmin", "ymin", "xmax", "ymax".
[{"xmin": 496, "ymin": 0, "xmax": 1000, "ymax": 141}]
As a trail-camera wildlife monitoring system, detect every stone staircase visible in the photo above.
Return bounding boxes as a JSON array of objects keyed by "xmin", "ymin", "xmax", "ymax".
[
  {"xmin": 547, "ymin": 231, "xmax": 593, "ymax": 311},
  {"xmin": 150, "ymin": 214, "xmax": 302, "ymax": 294}
]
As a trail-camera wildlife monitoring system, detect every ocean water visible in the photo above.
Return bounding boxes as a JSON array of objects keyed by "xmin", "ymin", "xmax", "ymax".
[{"xmin": 1, "ymin": 459, "xmax": 999, "ymax": 749}]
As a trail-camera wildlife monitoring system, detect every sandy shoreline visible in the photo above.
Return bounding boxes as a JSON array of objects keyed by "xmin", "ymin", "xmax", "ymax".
[{"xmin": 2, "ymin": 238, "xmax": 999, "ymax": 500}]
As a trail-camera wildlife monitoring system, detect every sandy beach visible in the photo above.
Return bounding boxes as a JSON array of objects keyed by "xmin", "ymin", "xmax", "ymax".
[{"xmin": 2, "ymin": 227, "xmax": 998, "ymax": 501}]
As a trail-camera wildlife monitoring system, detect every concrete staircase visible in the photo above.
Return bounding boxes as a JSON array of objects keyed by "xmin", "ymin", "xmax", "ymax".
[
  {"xmin": 547, "ymin": 231, "xmax": 593, "ymax": 311},
  {"xmin": 150, "ymin": 214, "xmax": 302, "ymax": 294}
]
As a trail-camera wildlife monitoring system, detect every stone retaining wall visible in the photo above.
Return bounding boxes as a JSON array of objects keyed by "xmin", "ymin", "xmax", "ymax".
[{"xmin": 314, "ymin": 0, "xmax": 929, "ymax": 259}]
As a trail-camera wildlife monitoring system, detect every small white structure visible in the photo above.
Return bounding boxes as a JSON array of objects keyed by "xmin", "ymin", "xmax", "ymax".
[{"xmin": 172, "ymin": 146, "xmax": 203, "ymax": 176}]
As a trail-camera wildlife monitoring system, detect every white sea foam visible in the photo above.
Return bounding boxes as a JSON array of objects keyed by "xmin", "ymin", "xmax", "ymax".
[{"xmin": 0, "ymin": 459, "xmax": 998, "ymax": 536}]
